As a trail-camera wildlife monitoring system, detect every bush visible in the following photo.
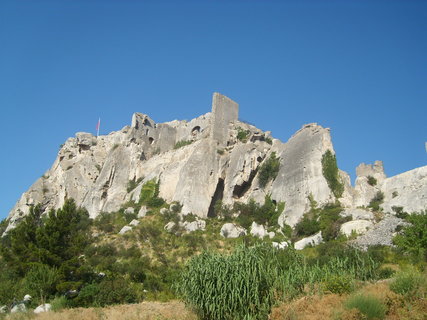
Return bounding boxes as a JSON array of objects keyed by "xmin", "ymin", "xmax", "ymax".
[
  {"xmin": 50, "ymin": 296, "xmax": 68, "ymax": 311},
  {"xmin": 258, "ymin": 152, "xmax": 280, "ymax": 188},
  {"xmin": 389, "ymin": 268, "xmax": 425, "ymax": 296},
  {"xmin": 176, "ymin": 244, "xmax": 278, "ymax": 320},
  {"xmin": 345, "ymin": 294, "xmax": 386, "ymax": 320},
  {"xmin": 294, "ymin": 213, "xmax": 320, "ymax": 237},
  {"xmin": 321, "ymin": 150, "xmax": 344, "ymax": 198},
  {"xmin": 235, "ymin": 195, "xmax": 284, "ymax": 229},
  {"xmin": 393, "ymin": 210, "xmax": 427, "ymax": 260},
  {"xmin": 368, "ymin": 191, "xmax": 384, "ymax": 211},
  {"xmin": 367, "ymin": 175, "xmax": 377, "ymax": 186},
  {"xmin": 236, "ymin": 127, "xmax": 250, "ymax": 142},
  {"xmin": 323, "ymin": 274, "xmax": 353, "ymax": 294},
  {"xmin": 139, "ymin": 179, "xmax": 165, "ymax": 208}
]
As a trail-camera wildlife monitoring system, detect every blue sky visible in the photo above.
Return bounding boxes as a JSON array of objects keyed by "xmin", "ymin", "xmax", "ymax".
[{"xmin": 0, "ymin": 0, "xmax": 426, "ymax": 220}]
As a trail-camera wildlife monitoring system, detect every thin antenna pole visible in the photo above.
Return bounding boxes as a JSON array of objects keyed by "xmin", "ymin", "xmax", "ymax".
[{"xmin": 96, "ymin": 118, "xmax": 100, "ymax": 137}]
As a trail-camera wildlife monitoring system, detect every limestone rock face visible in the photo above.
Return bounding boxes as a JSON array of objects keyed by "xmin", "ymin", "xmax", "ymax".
[
  {"xmin": 5, "ymin": 92, "xmax": 427, "ymax": 238},
  {"xmin": 353, "ymin": 161, "xmax": 386, "ymax": 208},
  {"xmin": 381, "ymin": 166, "xmax": 427, "ymax": 214},
  {"xmin": 272, "ymin": 124, "xmax": 336, "ymax": 227},
  {"xmin": 341, "ymin": 208, "xmax": 374, "ymax": 220}
]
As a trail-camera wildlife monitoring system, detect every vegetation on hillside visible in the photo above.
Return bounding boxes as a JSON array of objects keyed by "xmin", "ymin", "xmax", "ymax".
[
  {"xmin": 0, "ymin": 178, "xmax": 426, "ymax": 319},
  {"xmin": 258, "ymin": 152, "xmax": 280, "ymax": 188},
  {"xmin": 321, "ymin": 150, "xmax": 344, "ymax": 198}
]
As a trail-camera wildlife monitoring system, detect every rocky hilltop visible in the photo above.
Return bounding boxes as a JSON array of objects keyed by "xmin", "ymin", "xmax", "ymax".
[{"xmin": 4, "ymin": 93, "xmax": 427, "ymax": 235}]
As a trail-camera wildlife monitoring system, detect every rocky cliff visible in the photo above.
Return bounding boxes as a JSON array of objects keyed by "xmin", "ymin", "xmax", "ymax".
[{"xmin": 4, "ymin": 93, "xmax": 427, "ymax": 234}]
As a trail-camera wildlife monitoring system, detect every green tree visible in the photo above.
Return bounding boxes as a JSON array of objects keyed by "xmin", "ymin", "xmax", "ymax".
[{"xmin": 393, "ymin": 210, "xmax": 427, "ymax": 260}]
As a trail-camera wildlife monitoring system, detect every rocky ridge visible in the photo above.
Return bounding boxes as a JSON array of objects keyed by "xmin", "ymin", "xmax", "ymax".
[{"xmin": 4, "ymin": 93, "xmax": 427, "ymax": 241}]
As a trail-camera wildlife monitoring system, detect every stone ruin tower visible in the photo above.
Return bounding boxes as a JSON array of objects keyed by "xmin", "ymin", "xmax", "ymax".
[{"xmin": 210, "ymin": 92, "xmax": 239, "ymax": 146}]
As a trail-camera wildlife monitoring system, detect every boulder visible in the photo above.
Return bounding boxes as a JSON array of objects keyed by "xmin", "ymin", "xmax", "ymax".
[
  {"xmin": 23, "ymin": 295, "xmax": 32, "ymax": 302},
  {"xmin": 138, "ymin": 206, "xmax": 148, "ymax": 218},
  {"xmin": 129, "ymin": 219, "xmax": 140, "ymax": 226},
  {"xmin": 340, "ymin": 220, "xmax": 373, "ymax": 237},
  {"xmin": 183, "ymin": 220, "xmax": 206, "ymax": 232},
  {"xmin": 11, "ymin": 304, "xmax": 26, "ymax": 313},
  {"xmin": 164, "ymin": 221, "xmax": 176, "ymax": 232},
  {"xmin": 250, "ymin": 222, "xmax": 269, "ymax": 238},
  {"xmin": 119, "ymin": 226, "xmax": 132, "ymax": 235},
  {"xmin": 124, "ymin": 207, "xmax": 135, "ymax": 214},
  {"xmin": 272, "ymin": 241, "xmax": 289, "ymax": 249},
  {"xmin": 34, "ymin": 304, "xmax": 51, "ymax": 314},
  {"xmin": 220, "ymin": 223, "xmax": 246, "ymax": 238},
  {"xmin": 0, "ymin": 306, "xmax": 6, "ymax": 313},
  {"xmin": 294, "ymin": 231, "xmax": 323, "ymax": 250}
]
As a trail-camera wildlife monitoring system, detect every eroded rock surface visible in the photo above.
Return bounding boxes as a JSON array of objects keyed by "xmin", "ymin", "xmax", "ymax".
[{"xmin": 4, "ymin": 92, "xmax": 427, "ymax": 239}]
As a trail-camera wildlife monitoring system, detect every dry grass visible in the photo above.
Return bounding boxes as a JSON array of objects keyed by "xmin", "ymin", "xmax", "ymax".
[
  {"xmin": 3, "ymin": 301, "xmax": 197, "ymax": 320},
  {"xmin": 270, "ymin": 281, "xmax": 427, "ymax": 320}
]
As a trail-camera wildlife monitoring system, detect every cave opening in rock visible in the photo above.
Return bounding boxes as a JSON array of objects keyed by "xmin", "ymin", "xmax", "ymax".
[
  {"xmin": 232, "ymin": 169, "xmax": 258, "ymax": 199},
  {"xmin": 207, "ymin": 178, "xmax": 224, "ymax": 218}
]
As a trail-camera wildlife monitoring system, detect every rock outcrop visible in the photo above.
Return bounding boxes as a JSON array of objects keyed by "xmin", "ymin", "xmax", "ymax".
[{"xmin": 4, "ymin": 92, "xmax": 427, "ymax": 236}]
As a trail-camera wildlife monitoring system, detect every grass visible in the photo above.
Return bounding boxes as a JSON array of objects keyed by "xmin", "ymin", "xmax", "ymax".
[
  {"xmin": 0, "ymin": 301, "xmax": 197, "ymax": 320},
  {"xmin": 344, "ymin": 293, "xmax": 386, "ymax": 319},
  {"xmin": 389, "ymin": 267, "xmax": 426, "ymax": 297}
]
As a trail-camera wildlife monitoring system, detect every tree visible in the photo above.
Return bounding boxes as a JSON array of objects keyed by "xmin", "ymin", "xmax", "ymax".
[{"xmin": 393, "ymin": 210, "xmax": 427, "ymax": 261}]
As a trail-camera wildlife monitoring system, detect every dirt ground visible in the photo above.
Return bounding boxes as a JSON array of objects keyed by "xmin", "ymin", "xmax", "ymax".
[{"xmin": 4, "ymin": 301, "xmax": 197, "ymax": 320}]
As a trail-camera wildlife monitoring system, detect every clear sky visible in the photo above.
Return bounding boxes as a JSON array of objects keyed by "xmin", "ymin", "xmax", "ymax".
[{"xmin": 0, "ymin": 0, "xmax": 426, "ymax": 220}]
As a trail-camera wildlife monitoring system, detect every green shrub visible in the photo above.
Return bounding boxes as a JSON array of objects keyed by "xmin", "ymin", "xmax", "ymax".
[
  {"xmin": 294, "ymin": 213, "xmax": 320, "ymax": 237},
  {"xmin": 323, "ymin": 274, "xmax": 353, "ymax": 294},
  {"xmin": 367, "ymin": 175, "xmax": 377, "ymax": 186},
  {"xmin": 72, "ymin": 277, "xmax": 138, "ymax": 307},
  {"xmin": 345, "ymin": 294, "xmax": 386, "ymax": 319},
  {"xmin": 174, "ymin": 140, "xmax": 193, "ymax": 149},
  {"xmin": 50, "ymin": 296, "xmax": 68, "ymax": 311},
  {"xmin": 258, "ymin": 152, "xmax": 280, "ymax": 188},
  {"xmin": 265, "ymin": 137, "xmax": 273, "ymax": 145},
  {"xmin": 368, "ymin": 191, "xmax": 384, "ymax": 211},
  {"xmin": 176, "ymin": 244, "xmax": 278, "ymax": 320},
  {"xmin": 139, "ymin": 179, "xmax": 165, "ymax": 208},
  {"xmin": 236, "ymin": 127, "xmax": 250, "ymax": 142},
  {"xmin": 321, "ymin": 150, "xmax": 344, "ymax": 198},
  {"xmin": 235, "ymin": 195, "xmax": 284, "ymax": 229},
  {"xmin": 377, "ymin": 267, "xmax": 396, "ymax": 279},
  {"xmin": 389, "ymin": 268, "xmax": 425, "ymax": 296},
  {"xmin": 24, "ymin": 263, "xmax": 59, "ymax": 304}
]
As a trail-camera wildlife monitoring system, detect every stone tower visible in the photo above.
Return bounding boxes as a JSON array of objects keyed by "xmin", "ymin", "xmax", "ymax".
[{"xmin": 210, "ymin": 92, "xmax": 239, "ymax": 146}]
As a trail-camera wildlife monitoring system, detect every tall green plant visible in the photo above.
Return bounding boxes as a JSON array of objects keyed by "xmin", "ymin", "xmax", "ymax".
[{"xmin": 176, "ymin": 244, "xmax": 278, "ymax": 320}]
